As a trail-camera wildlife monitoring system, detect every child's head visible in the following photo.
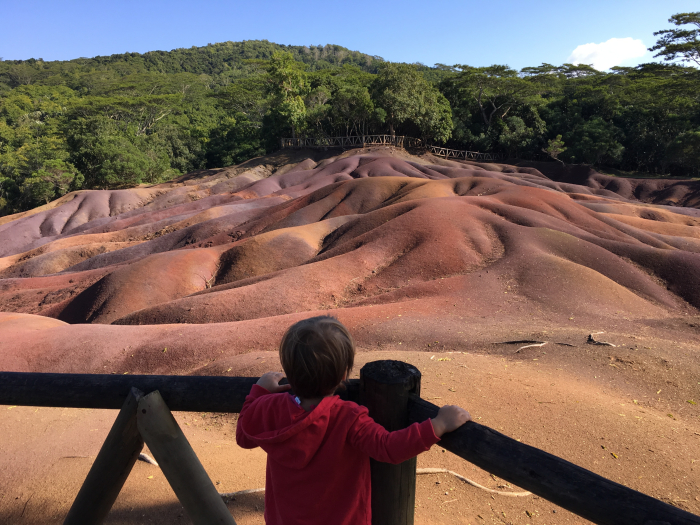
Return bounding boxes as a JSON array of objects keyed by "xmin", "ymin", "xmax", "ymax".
[{"xmin": 279, "ymin": 316, "xmax": 355, "ymax": 399}]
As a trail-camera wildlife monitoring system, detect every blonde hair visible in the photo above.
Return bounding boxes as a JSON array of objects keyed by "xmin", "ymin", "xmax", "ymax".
[{"xmin": 279, "ymin": 316, "xmax": 355, "ymax": 398}]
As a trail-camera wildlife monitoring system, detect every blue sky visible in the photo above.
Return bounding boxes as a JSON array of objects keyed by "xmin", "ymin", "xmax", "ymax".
[{"xmin": 1, "ymin": 0, "xmax": 698, "ymax": 70}]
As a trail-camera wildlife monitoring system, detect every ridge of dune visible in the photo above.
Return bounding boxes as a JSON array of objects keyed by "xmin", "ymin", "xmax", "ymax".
[{"xmin": 1, "ymin": 148, "xmax": 699, "ymax": 335}]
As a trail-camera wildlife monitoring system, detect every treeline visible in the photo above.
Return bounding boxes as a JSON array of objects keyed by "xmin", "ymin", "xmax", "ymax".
[
  {"xmin": 0, "ymin": 40, "xmax": 450, "ymax": 215},
  {"xmin": 440, "ymin": 61, "xmax": 700, "ymax": 170},
  {"xmin": 1, "ymin": 14, "xmax": 699, "ymax": 216}
]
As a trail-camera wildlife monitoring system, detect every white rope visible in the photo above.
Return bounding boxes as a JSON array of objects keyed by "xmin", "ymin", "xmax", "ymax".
[
  {"xmin": 416, "ymin": 468, "xmax": 531, "ymax": 497},
  {"xmin": 138, "ymin": 453, "xmax": 159, "ymax": 466},
  {"xmin": 214, "ymin": 469, "xmax": 531, "ymax": 500},
  {"xmin": 220, "ymin": 488, "xmax": 266, "ymax": 499},
  {"xmin": 515, "ymin": 342, "xmax": 547, "ymax": 353}
]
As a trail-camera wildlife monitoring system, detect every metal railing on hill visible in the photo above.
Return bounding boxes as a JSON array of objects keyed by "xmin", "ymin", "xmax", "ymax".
[
  {"xmin": 281, "ymin": 135, "xmax": 505, "ymax": 161},
  {"xmin": 1, "ymin": 362, "xmax": 698, "ymax": 525}
]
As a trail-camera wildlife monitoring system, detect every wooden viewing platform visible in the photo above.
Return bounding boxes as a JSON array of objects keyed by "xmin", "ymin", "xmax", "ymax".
[
  {"xmin": 280, "ymin": 135, "xmax": 505, "ymax": 161},
  {"xmin": 1, "ymin": 365, "xmax": 697, "ymax": 525},
  {"xmin": 281, "ymin": 135, "xmax": 423, "ymax": 149}
]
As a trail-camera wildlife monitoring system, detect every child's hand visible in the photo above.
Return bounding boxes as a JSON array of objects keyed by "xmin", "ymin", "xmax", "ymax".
[
  {"xmin": 431, "ymin": 405, "xmax": 472, "ymax": 437},
  {"xmin": 257, "ymin": 372, "xmax": 292, "ymax": 393}
]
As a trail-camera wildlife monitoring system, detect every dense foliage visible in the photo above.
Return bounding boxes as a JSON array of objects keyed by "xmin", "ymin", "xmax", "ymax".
[
  {"xmin": 1, "ymin": 14, "xmax": 699, "ymax": 216},
  {"xmin": 440, "ymin": 62, "xmax": 700, "ymax": 172}
]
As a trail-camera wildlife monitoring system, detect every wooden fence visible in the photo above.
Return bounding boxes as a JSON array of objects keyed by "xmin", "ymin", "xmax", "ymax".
[
  {"xmin": 281, "ymin": 135, "xmax": 423, "ymax": 149},
  {"xmin": 426, "ymin": 144, "xmax": 505, "ymax": 162},
  {"xmin": 1, "ymin": 363, "xmax": 698, "ymax": 525},
  {"xmin": 280, "ymin": 135, "xmax": 505, "ymax": 161}
]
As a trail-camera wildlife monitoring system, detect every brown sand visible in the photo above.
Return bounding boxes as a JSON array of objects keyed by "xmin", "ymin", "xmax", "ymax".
[{"xmin": 0, "ymin": 147, "xmax": 699, "ymax": 523}]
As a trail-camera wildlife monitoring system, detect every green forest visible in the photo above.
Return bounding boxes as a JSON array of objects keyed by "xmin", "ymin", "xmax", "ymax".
[{"xmin": 1, "ymin": 13, "xmax": 699, "ymax": 216}]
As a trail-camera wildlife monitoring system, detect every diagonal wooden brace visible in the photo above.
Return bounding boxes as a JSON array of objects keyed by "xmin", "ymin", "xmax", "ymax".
[
  {"xmin": 137, "ymin": 390, "xmax": 236, "ymax": 525},
  {"xmin": 63, "ymin": 387, "xmax": 145, "ymax": 525}
]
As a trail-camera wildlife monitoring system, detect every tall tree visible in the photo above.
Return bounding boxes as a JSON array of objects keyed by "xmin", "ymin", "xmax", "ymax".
[
  {"xmin": 266, "ymin": 52, "xmax": 308, "ymax": 138},
  {"xmin": 446, "ymin": 65, "xmax": 540, "ymax": 130},
  {"xmin": 372, "ymin": 63, "xmax": 452, "ymax": 142},
  {"xmin": 650, "ymin": 12, "xmax": 700, "ymax": 67},
  {"xmin": 372, "ymin": 63, "xmax": 421, "ymax": 137}
]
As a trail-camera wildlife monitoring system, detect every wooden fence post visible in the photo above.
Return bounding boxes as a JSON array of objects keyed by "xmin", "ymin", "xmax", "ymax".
[
  {"xmin": 63, "ymin": 387, "xmax": 145, "ymax": 525},
  {"xmin": 137, "ymin": 391, "xmax": 236, "ymax": 525},
  {"xmin": 360, "ymin": 360, "xmax": 421, "ymax": 525}
]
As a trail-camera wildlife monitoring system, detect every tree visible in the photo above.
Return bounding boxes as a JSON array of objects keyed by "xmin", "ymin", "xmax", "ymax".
[
  {"xmin": 66, "ymin": 117, "xmax": 173, "ymax": 188},
  {"xmin": 69, "ymin": 94, "xmax": 182, "ymax": 136},
  {"xmin": 330, "ymin": 84, "xmax": 374, "ymax": 136},
  {"xmin": 447, "ymin": 65, "xmax": 539, "ymax": 130},
  {"xmin": 568, "ymin": 117, "xmax": 624, "ymax": 165},
  {"xmin": 542, "ymin": 134, "xmax": 567, "ymax": 164},
  {"xmin": 7, "ymin": 65, "xmax": 39, "ymax": 86},
  {"xmin": 650, "ymin": 12, "xmax": 700, "ymax": 67},
  {"xmin": 208, "ymin": 74, "xmax": 268, "ymax": 166},
  {"xmin": 414, "ymin": 88, "xmax": 453, "ymax": 143},
  {"xmin": 371, "ymin": 63, "xmax": 422, "ymax": 137},
  {"xmin": 20, "ymin": 159, "xmax": 82, "ymax": 206},
  {"xmin": 372, "ymin": 63, "xmax": 452, "ymax": 141},
  {"xmin": 498, "ymin": 116, "xmax": 536, "ymax": 158},
  {"xmin": 214, "ymin": 75, "xmax": 269, "ymax": 125},
  {"xmin": 667, "ymin": 130, "xmax": 700, "ymax": 175},
  {"xmin": 266, "ymin": 52, "xmax": 307, "ymax": 138},
  {"xmin": 440, "ymin": 65, "xmax": 545, "ymax": 153}
]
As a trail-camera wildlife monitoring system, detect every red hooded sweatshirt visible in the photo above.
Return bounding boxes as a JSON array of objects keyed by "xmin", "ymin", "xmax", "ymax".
[{"xmin": 236, "ymin": 385, "xmax": 440, "ymax": 525}]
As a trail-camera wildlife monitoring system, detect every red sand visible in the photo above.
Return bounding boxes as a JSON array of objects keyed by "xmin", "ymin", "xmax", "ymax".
[{"xmin": 0, "ymin": 147, "xmax": 698, "ymax": 523}]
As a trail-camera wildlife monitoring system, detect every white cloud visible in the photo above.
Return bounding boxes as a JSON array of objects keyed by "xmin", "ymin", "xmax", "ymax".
[{"xmin": 567, "ymin": 37, "xmax": 648, "ymax": 71}]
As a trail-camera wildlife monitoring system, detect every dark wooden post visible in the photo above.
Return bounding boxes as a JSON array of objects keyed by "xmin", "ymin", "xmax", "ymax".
[
  {"xmin": 360, "ymin": 360, "xmax": 421, "ymax": 525},
  {"xmin": 63, "ymin": 387, "xmax": 144, "ymax": 525},
  {"xmin": 137, "ymin": 391, "xmax": 236, "ymax": 525}
]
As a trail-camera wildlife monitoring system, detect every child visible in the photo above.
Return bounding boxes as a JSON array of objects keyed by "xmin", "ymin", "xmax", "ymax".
[{"xmin": 236, "ymin": 315, "xmax": 471, "ymax": 525}]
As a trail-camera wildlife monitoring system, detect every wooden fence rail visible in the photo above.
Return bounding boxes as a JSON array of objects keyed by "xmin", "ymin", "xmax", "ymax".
[
  {"xmin": 0, "ymin": 372, "xmax": 258, "ymax": 412},
  {"xmin": 426, "ymin": 144, "xmax": 505, "ymax": 161},
  {"xmin": 409, "ymin": 395, "xmax": 699, "ymax": 525},
  {"xmin": 281, "ymin": 135, "xmax": 423, "ymax": 149},
  {"xmin": 1, "ymin": 369, "xmax": 698, "ymax": 525},
  {"xmin": 280, "ymin": 135, "xmax": 504, "ymax": 161}
]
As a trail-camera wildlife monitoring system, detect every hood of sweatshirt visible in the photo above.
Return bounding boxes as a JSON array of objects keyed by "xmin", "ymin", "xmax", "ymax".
[{"xmin": 238, "ymin": 389, "xmax": 345, "ymax": 469}]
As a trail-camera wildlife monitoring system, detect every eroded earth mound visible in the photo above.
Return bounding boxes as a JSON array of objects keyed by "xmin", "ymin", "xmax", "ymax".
[{"xmin": 1, "ymin": 147, "xmax": 700, "ymax": 372}]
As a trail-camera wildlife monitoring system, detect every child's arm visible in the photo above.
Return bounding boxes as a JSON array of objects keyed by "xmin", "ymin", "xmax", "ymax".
[
  {"xmin": 255, "ymin": 372, "xmax": 292, "ymax": 393},
  {"xmin": 431, "ymin": 405, "xmax": 471, "ymax": 437},
  {"xmin": 348, "ymin": 404, "xmax": 471, "ymax": 464},
  {"xmin": 236, "ymin": 371, "xmax": 291, "ymax": 449}
]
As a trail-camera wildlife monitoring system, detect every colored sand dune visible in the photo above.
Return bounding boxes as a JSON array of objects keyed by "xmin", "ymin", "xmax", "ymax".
[{"xmin": 1, "ymin": 147, "xmax": 699, "ymax": 376}]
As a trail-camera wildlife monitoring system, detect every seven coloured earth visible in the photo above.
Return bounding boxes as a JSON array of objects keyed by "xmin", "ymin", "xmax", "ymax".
[{"xmin": 0, "ymin": 146, "xmax": 699, "ymax": 523}]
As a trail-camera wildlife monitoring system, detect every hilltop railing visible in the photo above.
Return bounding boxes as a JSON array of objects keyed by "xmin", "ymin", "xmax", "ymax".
[
  {"xmin": 426, "ymin": 144, "xmax": 505, "ymax": 161},
  {"xmin": 1, "ymin": 364, "xmax": 698, "ymax": 525},
  {"xmin": 281, "ymin": 135, "xmax": 505, "ymax": 161},
  {"xmin": 281, "ymin": 135, "xmax": 423, "ymax": 149}
]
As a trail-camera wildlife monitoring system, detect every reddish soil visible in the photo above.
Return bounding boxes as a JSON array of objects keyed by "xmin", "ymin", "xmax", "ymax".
[{"xmin": 0, "ymin": 147, "xmax": 699, "ymax": 523}]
